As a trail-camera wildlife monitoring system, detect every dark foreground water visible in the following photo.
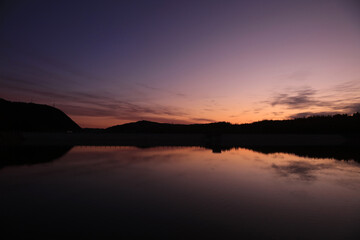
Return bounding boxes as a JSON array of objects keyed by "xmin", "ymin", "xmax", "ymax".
[{"xmin": 1, "ymin": 146, "xmax": 360, "ymax": 239}]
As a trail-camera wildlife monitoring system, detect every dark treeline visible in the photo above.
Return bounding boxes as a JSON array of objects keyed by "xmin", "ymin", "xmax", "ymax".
[
  {"xmin": 1, "ymin": 98, "xmax": 360, "ymax": 134},
  {"xmin": 107, "ymin": 114, "xmax": 360, "ymax": 134},
  {"xmin": 236, "ymin": 113, "xmax": 360, "ymax": 134}
]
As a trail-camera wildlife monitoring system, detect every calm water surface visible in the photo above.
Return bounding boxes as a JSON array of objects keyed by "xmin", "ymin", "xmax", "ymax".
[{"xmin": 1, "ymin": 146, "xmax": 360, "ymax": 239}]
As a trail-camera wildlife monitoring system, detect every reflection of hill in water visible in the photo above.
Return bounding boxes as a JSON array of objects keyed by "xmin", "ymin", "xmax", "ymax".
[
  {"xmin": 131, "ymin": 144, "xmax": 360, "ymax": 163},
  {"xmin": 1, "ymin": 144, "xmax": 359, "ymax": 169},
  {"xmin": 126, "ymin": 143, "xmax": 360, "ymax": 163},
  {"xmin": 0, "ymin": 146, "xmax": 72, "ymax": 169}
]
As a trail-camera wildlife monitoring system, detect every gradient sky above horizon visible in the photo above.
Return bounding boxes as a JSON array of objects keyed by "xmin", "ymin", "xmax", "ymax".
[{"xmin": 0, "ymin": 0, "xmax": 359, "ymax": 128}]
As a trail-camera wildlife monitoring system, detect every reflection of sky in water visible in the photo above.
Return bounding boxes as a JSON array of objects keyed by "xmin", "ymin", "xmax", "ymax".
[{"xmin": 1, "ymin": 147, "xmax": 359, "ymax": 239}]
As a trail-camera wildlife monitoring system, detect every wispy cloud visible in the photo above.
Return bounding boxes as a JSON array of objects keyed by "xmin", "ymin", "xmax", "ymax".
[
  {"xmin": 343, "ymin": 103, "xmax": 360, "ymax": 113},
  {"xmin": 0, "ymin": 74, "xmax": 190, "ymax": 125},
  {"xmin": 268, "ymin": 81, "xmax": 360, "ymax": 118},
  {"xmin": 333, "ymin": 80, "xmax": 360, "ymax": 94},
  {"xmin": 191, "ymin": 117, "xmax": 215, "ymax": 123},
  {"xmin": 288, "ymin": 111, "xmax": 341, "ymax": 119},
  {"xmin": 270, "ymin": 87, "xmax": 324, "ymax": 109}
]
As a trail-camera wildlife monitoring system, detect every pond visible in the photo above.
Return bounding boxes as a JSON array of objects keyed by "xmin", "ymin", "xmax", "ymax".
[{"xmin": 1, "ymin": 146, "xmax": 359, "ymax": 239}]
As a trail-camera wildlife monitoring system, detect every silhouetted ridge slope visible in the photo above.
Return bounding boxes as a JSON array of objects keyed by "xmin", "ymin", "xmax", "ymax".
[
  {"xmin": 106, "ymin": 120, "xmax": 233, "ymax": 133},
  {"xmin": 0, "ymin": 98, "xmax": 81, "ymax": 132},
  {"xmin": 107, "ymin": 114, "xmax": 360, "ymax": 134}
]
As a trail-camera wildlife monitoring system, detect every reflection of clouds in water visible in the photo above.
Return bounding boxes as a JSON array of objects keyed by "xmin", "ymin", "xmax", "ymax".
[
  {"xmin": 335, "ymin": 178, "xmax": 360, "ymax": 191},
  {"xmin": 331, "ymin": 161, "xmax": 360, "ymax": 191},
  {"xmin": 287, "ymin": 189, "xmax": 312, "ymax": 200},
  {"xmin": 272, "ymin": 161, "xmax": 333, "ymax": 181}
]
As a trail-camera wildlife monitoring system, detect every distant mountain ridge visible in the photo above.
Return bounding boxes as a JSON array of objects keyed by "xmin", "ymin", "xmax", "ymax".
[
  {"xmin": 107, "ymin": 115, "xmax": 360, "ymax": 134},
  {"xmin": 1, "ymin": 98, "xmax": 360, "ymax": 134},
  {"xmin": 106, "ymin": 120, "xmax": 233, "ymax": 133},
  {"xmin": 0, "ymin": 98, "xmax": 80, "ymax": 132}
]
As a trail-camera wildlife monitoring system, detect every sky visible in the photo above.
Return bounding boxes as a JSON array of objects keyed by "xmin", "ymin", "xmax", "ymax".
[{"xmin": 0, "ymin": 0, "xmax": 359, "ymax": 128}]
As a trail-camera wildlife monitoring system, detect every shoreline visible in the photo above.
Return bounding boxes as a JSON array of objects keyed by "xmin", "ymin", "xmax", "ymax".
[
  {"xmin": 1, "ymin": 133, "xmax": 360, "ymax": 166},
  {"xmin": 11, "ymin": 132, "xmax": 360, "ymax": 147}
]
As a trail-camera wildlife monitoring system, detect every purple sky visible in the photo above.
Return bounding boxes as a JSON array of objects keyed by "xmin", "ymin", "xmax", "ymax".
[{"xmin": 1, "ymin": 0, "xmax": 359, "ymax": 128}]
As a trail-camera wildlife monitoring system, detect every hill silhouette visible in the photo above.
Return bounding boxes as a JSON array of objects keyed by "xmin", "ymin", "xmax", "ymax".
[
  {"xmin": 1, "ymin": 98, "xmax": 360, "ymax": 134},
  {"xmin": 0, "ymin": 98, "xmax": 81, "ymax": 132},
  {"xmin": 106, "ymin": 120, "xmax": 233, "ymax": 134},
  {"xmin": 106, "ymin": 114, "xmax": 360, "ymax": 134}
]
